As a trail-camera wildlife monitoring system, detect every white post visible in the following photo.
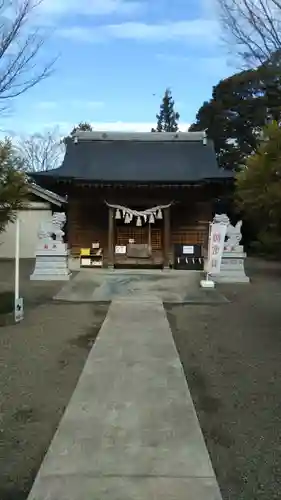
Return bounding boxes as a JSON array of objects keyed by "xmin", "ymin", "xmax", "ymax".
[
  {"xmin": 200, "ymin": 221, "xmax": 215, "ymax": 288},
  {"xmin": 206, "ymin": 222, "xmax": 212, "ymax": 280},
  {"xmin": 15, "ymin": 216, "xmax": 20, "ymax": 301}
]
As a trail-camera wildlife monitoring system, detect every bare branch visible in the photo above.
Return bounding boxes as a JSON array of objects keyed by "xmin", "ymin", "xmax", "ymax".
[
  {"xmin": 218, "ymin": 0, "xmax": 281, "ymax": 66},
  {"xmin": 0, "ymin": 0, "xmax": 55, "ymax": 106},
  {"xmin": 16, "ymin": 128, "xmax": 65, "ymax": 172}
]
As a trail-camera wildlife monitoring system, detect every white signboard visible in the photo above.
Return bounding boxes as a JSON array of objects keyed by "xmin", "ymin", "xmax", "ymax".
[
  {"xmin": 183, "ymin": 245, "xmax": 194, "ymax": 255},
  {"xmin": 115, "ymin": 245, "xmax": 126, "ymax": 254},
  {"xmin": 15, "ymin": 297, "xmax": 24, "ymax": 323},
  {"xmin": 207, "ymin": 223, "xmax": 227, "ymax": 275}
]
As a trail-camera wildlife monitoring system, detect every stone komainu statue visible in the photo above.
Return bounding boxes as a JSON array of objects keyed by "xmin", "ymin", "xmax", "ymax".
[
  {"xmin": 38, "ymin": 212, "xmax": 66, "ymax": 242},
  {"xmin": 212, "ymin": 214, "xmax": 243, "ymax": 250},
  {"xmin": 225, "ymin": 221, "xmax": 243, "ymax": 249}
]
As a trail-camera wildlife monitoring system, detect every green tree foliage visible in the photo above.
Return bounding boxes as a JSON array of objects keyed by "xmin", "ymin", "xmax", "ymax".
[
  {"xmin": 71, "ymin": 122, "xmax": 93, "ymax": 135},
  {"xmin": 0, "ymin": 139, "xmax": 27, "ymax": 233},
  {"xmin": 189, "ymin": 64, "xmax": 281, "ymax": 170},
  {"xmin": 236, "ymin": 121, "xmax": 281, "ymax": 254},
  {"xmin": 152, "ymin": 88, "xmax": 180, "ymax": 132},
  {"xmin": 63, "ymin": 122, "xmax": 93, "ymax": 145}
]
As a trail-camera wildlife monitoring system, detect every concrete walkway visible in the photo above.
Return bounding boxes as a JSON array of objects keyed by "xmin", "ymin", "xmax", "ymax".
[{"xmin": 27, "ymin": 298, "xmax": 222, "ymax": 500}]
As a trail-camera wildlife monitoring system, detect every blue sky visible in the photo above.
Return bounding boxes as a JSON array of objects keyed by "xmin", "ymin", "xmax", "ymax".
[{"xmin": 1, "ymin": 0, "xmax": 233, "ymax": 137}]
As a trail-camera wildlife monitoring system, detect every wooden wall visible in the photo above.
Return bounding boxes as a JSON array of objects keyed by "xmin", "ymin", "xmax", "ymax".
[
  {"xmin": 67, "ymin": 198, "xmax": 108, "ymax": 256},
  {"xmin": 170, "ymin": 200, "xmax": 212, "ymax": 254},
  {"xmin": 66, "ymin": 185, "xmax": 215, "ymax": 262}
]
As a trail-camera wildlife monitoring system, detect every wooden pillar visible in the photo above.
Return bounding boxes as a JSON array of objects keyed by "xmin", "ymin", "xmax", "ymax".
[
  {"xmin": 164, "ymin": 207, "xmax": 171, "ymax": 269},
  {"xmin": 148, "ymin": 222, "xmax": 152, "ymax": 255},
  {"xmin": 108, "ymin": 206, "xmax": 114, "ymax": 269}
]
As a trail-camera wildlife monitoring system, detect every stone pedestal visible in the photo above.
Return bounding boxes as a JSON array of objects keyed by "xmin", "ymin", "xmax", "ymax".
[
  {"xmin": 212, "ymin": 246, "xmax": 250, "ymax": 283},
  {"xmin": 30, "ymin": 241, "xmax": 71, "ymax": 281}
]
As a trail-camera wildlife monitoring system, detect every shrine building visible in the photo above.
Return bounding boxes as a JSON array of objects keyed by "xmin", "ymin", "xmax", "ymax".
[{"xmin": 33, "ymin": 130, "xmax": 233, "ymax": 269}]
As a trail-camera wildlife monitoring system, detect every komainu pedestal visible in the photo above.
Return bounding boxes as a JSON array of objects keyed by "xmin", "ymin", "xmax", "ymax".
[
  {"xmin": 30, "ymin": 213, "xmax": 71, "ymax": 281},
  {"xmin": 214, "ymin": 246, "xmax": 250, "ymax": 283}
]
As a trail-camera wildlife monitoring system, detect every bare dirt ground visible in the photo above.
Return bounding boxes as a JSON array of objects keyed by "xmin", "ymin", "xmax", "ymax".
[
  {"xmin": 0, "ymin": 260, "xmax": 109, "ymax": 500},
  {"xmin": 165, "ymin": 258, "xmax": 281, "ymax": 500}
]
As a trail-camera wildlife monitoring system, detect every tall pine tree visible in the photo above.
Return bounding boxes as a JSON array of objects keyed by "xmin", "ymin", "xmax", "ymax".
[
  {"xmin": 152, "ymin": 88, "xmax": 180, "ymax": 132},
  {"xmin": 71, "ymin": 122, "xmax": 93, "ymax": 135}
]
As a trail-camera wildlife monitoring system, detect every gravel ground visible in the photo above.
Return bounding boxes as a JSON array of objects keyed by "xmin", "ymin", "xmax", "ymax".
[
  {"xmin": 2, "ymin": 258, "xmax": 281, "ymax": 500},
  {"xmin": 165, "ymin": 259, "xmax": 281, "ymax": 500},
  {"xmin": 0, "ymin": 260, "xmax": 109, "ymax": 500}
]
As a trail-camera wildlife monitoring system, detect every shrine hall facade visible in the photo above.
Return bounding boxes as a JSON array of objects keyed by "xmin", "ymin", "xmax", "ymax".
[{"xmin": 33, "ymin": 130, "xmax": 233, "ymax": 269}]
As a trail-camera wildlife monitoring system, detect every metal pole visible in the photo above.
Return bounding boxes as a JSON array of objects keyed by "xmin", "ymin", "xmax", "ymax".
[{"xmin": 15, "ymin": 216, "xmax": 20, "ymax": 300}]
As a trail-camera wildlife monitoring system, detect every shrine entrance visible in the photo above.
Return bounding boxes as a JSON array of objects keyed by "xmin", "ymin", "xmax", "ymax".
[
  {"xmin": 106, "ymin": 202, "xmax": 171, "ymax": 269},
  {"xmin": 115, "ymin": 220, "xmax": 163, "ymax": 268}
]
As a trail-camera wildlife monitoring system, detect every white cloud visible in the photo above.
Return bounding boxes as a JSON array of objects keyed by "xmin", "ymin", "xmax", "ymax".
[
  {"xmin": 197, "ymin": 55, "xmax": 231, "ymax": 76},
  {"xmin": 156, "ymin": 53, "xmax": 230, "ymax": 77},
  {"xmin": 57, "ymin": 19, "xmax": 219, "ymax": 43},
  {"xmin": 69, "ymin": 120, "xmax": 190, "ymax": 133},
  {"xmin": 90, "ymin": 121, "xmax": 190, "ymax": 131},
  {"xmin": 1, "ymin": 120, "xmax": 190, "ymax": 136},
  {"xmin": 34, "ymin": 100, "xmax": 104, "ymax": 111},
  {"xmin": 71, "ymin": 100, "xmax": 105, "ymax": 109},
  {"xmin": 39, "ymin": 0, "xmax": 143, "ymax": 17},
  {"xmin": 200, "ymin": 0, "xmax": 221, "ymax": 20},
  {"xmin": 156, "ymin": 53, "xmax": 191, "ymax": 63},
  {"xmin": 36, "ymin": 101, "xmax": 58, "ymax": 110},
  {"xmin": 56, "ymin": 27, "xmax": 93, "ymax": 42}
]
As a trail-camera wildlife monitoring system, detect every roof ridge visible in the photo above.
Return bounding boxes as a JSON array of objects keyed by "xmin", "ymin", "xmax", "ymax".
[{"xmin": 72, "ymin": 131, "xmax": 207, "ymax": 143}]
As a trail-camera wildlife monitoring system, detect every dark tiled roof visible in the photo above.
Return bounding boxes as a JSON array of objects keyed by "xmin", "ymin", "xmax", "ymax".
[
  {"xmin": 29, "ymin": 183, "xmax": 67, "ymax": 205},
  {"xmin": 33, "ymin": 132, "xmax": 233, "ymax": 184}
]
